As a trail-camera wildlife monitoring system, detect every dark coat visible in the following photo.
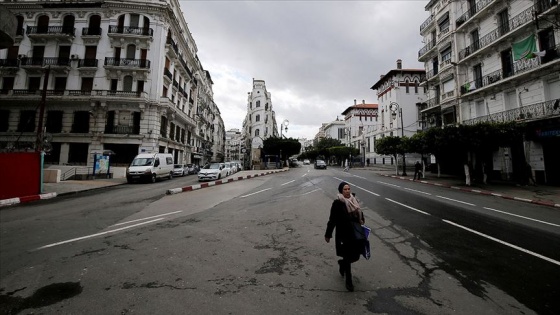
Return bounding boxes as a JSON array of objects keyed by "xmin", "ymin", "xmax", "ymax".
[{"xmin": 325, "ymin": 199, "xmax": 365, "ymax": 262}]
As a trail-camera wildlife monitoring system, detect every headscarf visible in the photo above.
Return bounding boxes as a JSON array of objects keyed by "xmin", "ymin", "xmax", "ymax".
[{"xmin": 337, "ymin": 182, "xmax": 361, "ymax": 218}]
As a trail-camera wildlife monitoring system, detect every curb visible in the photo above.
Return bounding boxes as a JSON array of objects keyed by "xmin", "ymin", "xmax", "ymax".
[
  {"xmin": 166, "ymin": 169, "xmax": 288, "ymax": 195},
  {"xmin": 0, "ymin": 192, "xmax": 57, "ymax": 208},
  {"xmin": 381, "ymin": 174, "xmax": 560, "ymax": 208}
]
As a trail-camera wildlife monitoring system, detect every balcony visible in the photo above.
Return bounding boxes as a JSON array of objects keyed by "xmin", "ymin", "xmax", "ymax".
[
  {"xmin": 77, "ymin": 59, "xmax": 98, "ymax": 68},
  {"xmin": 166, "ymin": 37, "xmax": 179, "ymax": 59},
  {"xmin": 104, "ymin": 124, "xmax": 139, "ymax": 135},
  {"xmin": 420, "ymin": 15, "xmax": 434, "ymax": 33},
  {"xmin": 20, "ymin": 57, "xmax": 71, "ymax": 74},
  {"xmin": 26, "ymin": 26, "xmax": 75, "ymax": 43},
  {"xmin": 455, "ymin": 0, "xmax": 497, "ymax": 29},
  {"xmin": 107, "ymin": 25, "xmax": 153, "ymax": 49},
  {"xmin": 463, "ymin": 98, "xmax": 560, "ymax": 125},
  {"xmin": 418, "ymin": 41, "xmax": 436, "ymax": 61},
  {"xmin": 81, "ymin": 27, "xmax": 102, "ymax": 44},
  {"xmin": 458, "ymin": 6, "xmax": 534, "ymax": 61},
  {"xmin": 93, "ymin": 90, "xmax": 148, "ymax": 99},
  {"xmin": 0, "ymin": 58, "xmax": 19, "ymax": 68},
  {"xmin": 104, "ymin": 58, "xmax": 151, "ymax": 78}
]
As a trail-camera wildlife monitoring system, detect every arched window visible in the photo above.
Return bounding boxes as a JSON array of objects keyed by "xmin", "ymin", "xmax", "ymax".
[
  {"xmin": 37, "ymin": 15, "xmax": 49, "ymax": 34},
  {"xmin": 16, "ymin": 16, "xmax": 24, "ymax": 36},
  {"xmin": 415, "ymin": 80, "xmax": 419, "ymax": 93},
  {"xmin": 255, "ymin": 128, "xmax": 260, "ymax": 136},
  {"xmin": 255, "ymin": 114, "xmax": 260, "ymax": 122},
  {"xmin": 87, "ymin": 15, "xmax": 101, "ymax": 35},
  {"xmin": 405, "ymin": 79, "xmax": 410, "ymax": 93},
  {"xmin": 256, "ymin": 100, "xmax": 260, "ymax": 107},
  {"xmin": 62, "ymin": 15, "xmax": 75, "ymax": 34}
]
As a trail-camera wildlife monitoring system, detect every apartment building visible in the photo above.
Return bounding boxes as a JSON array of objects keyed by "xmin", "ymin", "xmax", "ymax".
[
  {"xmin": 0, "ymin": 0, "xmax": 224, "ymax": 168},
  {"xmin": 418, "ymin": 0, "xmax": 559, "ymax": 184},
  {"xmin": 369, "ymin": 60, "xmax": 426, "ymax": 164},
  {"xmin": 340, "ymin": 100, "xmax": 379, "ymax": 165},
  {"xmin": 242, "ymin": 79, "xmax": 279, "ymax": 168}
]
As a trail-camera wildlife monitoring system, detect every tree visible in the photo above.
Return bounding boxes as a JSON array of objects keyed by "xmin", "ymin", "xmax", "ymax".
[
  {"xmin": 262, "ymin": 137, "xmax": 301, "ymax": 163},
  {"xmin": 375, "ymin": 136, "xmax": 403, "ymax": 175}
]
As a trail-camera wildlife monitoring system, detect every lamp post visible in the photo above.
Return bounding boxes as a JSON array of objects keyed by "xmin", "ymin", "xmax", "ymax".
[
  {"xmin": 390, "ymin": 102, "xmax": 407, "ymax": 176},
  {"xmin": 280, "ymin": 119, "xmax": 289, "ymax": 138}
]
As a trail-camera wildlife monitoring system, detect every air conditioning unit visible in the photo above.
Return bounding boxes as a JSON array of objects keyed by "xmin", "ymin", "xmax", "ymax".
[{"xmin": 70, "ymin": 54, "xmax": 79, "ymax": 60}]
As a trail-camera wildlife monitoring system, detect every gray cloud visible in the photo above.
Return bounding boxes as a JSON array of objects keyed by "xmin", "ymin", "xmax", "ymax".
[{"xmin": 180, "ymin": 1, "xmax": 427, "ymax": 139}]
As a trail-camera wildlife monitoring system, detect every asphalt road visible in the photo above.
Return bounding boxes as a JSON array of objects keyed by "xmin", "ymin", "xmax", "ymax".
[{"xmin": 1, "ymin": 166, "xmax": 559, "ymax": 314}]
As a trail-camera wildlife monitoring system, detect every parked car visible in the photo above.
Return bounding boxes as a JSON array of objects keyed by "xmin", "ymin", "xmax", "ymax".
[
  {"xmin": 303, "ymin": 159, "xmax": 310, "ymax": 165},
  {"xmin": 314, "ymin": 160, "xmax": 327, "ymax": 169},
  {"xmin": 186, "ymin": 164, "xmax": 199, "ymax": 175},
  {"xmin": 223, "ymin": 162, "xmax": 232, "ymax": 176},
  {"xmin": 126, "ymin": 153, "xmax": 174, "ymax": 183},
  {"xmin": 289, "ymin": 159, "xmax": 299, "ymax": 167},
  {"xmin": 173, "ymin": 164, "xmax": 187, "ymax": 177},
  {"xmin": 198, "ymin": 163, "xmax": 228, "ymax": 182}
]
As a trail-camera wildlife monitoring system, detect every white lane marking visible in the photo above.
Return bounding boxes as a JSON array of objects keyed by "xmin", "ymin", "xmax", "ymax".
[
  {"xmin": 484, "ymin": 207, "xmax": 560, "ymax": 227},
  {"xmin": 333, "ymin": 177, "xmax": 380, "ymax": 197},
  {"xmin": 112, "ymin": 211, "xmax": 183, "ymax": 227},
  {"xmin": 378, "ymin": 181, "xmax": 400, "ymax": 188},
  {"xmin": 386, "ymin": 198, "xmax": 430, "ymax": 216},
  {"xmin": 302, "ymin": 173, "xmax": 308, "ymax": 177},
  {"xmin": 240, "ymin": 188, "xmax": 272, "ymax": 198},
  {"xmin": 353, "ymin": 175, "xmax": 366, "ymax": 179},
  {"xmin": 281, "ymin": 180, "xmax": 295, "ymax": 186},
  {"xmin": 437, "ymin": 195, "xmax": 475, "ymax": 206},
  {"xmin": 443, "ymin": 219, "xmax": 560, "ymax": 267},
  {"xmin": 404, "ymin": 187, "xmax": 432, "ymax": 195},
  {"xmin": 35, "ymin": 218, "xmax": 165, "ymax": 250},
  {"xmin": 284, "ymin": 188, "xmax": 321, "ymax": 198}
]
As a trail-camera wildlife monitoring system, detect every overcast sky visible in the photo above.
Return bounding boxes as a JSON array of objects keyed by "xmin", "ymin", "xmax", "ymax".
[{"xmin": 180, "ymin": 1, "xmax": 428, "ymax": 140}]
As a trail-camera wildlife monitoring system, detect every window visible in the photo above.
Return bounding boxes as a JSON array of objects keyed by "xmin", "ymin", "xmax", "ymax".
[
  {"xmin": 28, "ymin": 77, "xmax": 41, "ymax": 91},
  {"xmin": 18, "ymin": 110, "xmax": 36, "ymax": 132},
  {"xmin": 255, "ymin": 114, "xmax": 260, "ymax": 122},
  {"xmin": 255, "ymin": 128, "xmax": 259, "ymax": 136},
  {"xmin": 441, "ymin": 46, "xmax": 452, "ymax": 63},
  {"xmin": 54, "ymin": 77, "xmax": 67, "ymax": 94},
  {"xmin": 415, "ymin": 81, "xmax": 419, "ymax": 94},
  {"xmin": 473, "ymin": 63, "xmax": 483, "ymax": 89},
  {"xmin": 123, "ymin": 75, "xmax": 133, "ymax": 92},
  {"xmin": 170, "ymin": 122, "xmax": 175, "ymax": 139},
  {"xmin": 160, "ymin": 116, "xmax": 168, "ymax": 137},
  {"xmin": 46, "ymin": 111, "xmax": 63, "ymax": 133},
  {"xmin": 110, "ymin": 79, "xmax": 118, "ymax": 91},
  {"xmin": 0, "ymin": 110, "xmax": 9, "ymax": 131},
  {"xmin": 498, "ymin": 9, "xmax": 509, "ymax": 36},
  {"xmin": 71, "ymin": 111, "xmax": 90, "ymax": 133},
  {"xmin": 256, "ymin": 100, "xmax": 260, "ymax": 107},
  {"xmin": 81, "ymin": 78, "xmax": 93, "ymax": 92},
  {"xmin": 2, "ymin": 77, "xmax": 15, "ymax": 94},
  {"xmin": 501, "ymin": 49, "xmax": 513, "ymax": 78},
  {"xmin": 405, "ymin": 80, "xmax": 409, "ymax": 93}
]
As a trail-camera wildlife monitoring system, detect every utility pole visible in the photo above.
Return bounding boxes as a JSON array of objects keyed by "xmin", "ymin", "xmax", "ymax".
[{"xmin": 36, "ymin": 66, "xmax": 50, "ymax": 152}]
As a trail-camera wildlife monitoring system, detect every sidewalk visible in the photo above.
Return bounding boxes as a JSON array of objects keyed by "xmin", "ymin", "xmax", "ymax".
[
  {"xmin": 2, "ymin": 166, "xmax": 559, "ymax": 208},
  {"xmin": 0, "ymin": 169, "xmax": 288, "ymax": 208},
  {"xmin": 354, "ymin": 164, "xmax": 560, "ymax": 208}
]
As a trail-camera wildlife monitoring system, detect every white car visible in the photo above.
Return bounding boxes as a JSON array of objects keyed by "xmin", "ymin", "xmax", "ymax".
[
  {"xmin": 223, "ymin": 162, "xmax": 232, "ymax": 176},
  {"xmin": 303, "ymin": 159, "xmax": 310, "ymax": 165},
  {"xmin": 198, "ymin": 163, "xmax": 228, "ymax": 181}
]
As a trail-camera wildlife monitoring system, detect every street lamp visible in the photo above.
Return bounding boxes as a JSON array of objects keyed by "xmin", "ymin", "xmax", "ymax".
[
  {"xmin": 390, "ymin": 102, "xmax": 407, "ymax": 176},
  {"xmin": 280, "ymin": 119, "xmax": 289, "ymax": 138}
]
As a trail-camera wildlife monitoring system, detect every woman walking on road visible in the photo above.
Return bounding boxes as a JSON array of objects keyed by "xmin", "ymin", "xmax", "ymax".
[{"xmin": 324, "ymin": 181, "xmax": 365, "ymax": 292}]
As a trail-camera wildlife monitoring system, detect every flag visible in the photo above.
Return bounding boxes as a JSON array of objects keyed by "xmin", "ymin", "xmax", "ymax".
[{"xmin": 513, "ymin": 35, "xmax": 537, "ymax": 60}]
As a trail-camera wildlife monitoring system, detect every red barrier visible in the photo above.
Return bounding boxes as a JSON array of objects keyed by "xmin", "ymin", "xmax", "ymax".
[{"xmin": 0, "ymin": 152, "xmax": 41, "ymax": 199}]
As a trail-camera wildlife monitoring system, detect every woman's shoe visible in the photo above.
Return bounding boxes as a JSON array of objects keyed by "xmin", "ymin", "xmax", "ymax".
[{"xmin": 337, "ymin": 260, "xmax": 344, "ymax": 277}]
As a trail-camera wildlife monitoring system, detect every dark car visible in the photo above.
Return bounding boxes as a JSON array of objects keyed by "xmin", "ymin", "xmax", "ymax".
[{"xmin": 314, "ymin": 160, "xmax": 327, "ymax": 169}]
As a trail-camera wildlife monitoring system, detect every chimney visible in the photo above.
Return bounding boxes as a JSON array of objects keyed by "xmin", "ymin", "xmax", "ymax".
[
  {"xmin": 354, "ymin": 99, "xmax": 356, "ymax": 105},
  {"xmin": 397, "ymin": 59, "xmax": 402, "ymax": 69}
]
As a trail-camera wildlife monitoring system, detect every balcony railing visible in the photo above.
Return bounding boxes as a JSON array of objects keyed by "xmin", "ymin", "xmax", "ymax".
[
  {"xmin": 26, "ymin": 26, "xmax": 75, "ymax": 36},
  {"xmin": 166, "ymin": 37, "xmax": 179, "ymax": 54},
  {"xmin": 94, "ymin": 90, "xmax": 147, "ymax": 98},
  {"xmin": 108, "ymin": 25, "xmax": 153, "ymax": 36},
  {"xmin": 459, "ymin": 5, "xmax": 534, "ymax": 60},
  {"xmin": 455, "ymin": 0, "xmax": 496, "ymax": 28},
  {"xmin": 463, "ymin": 98, "xmax": 560, "ymax": 125},
  {"xmin": 82, "ymin": 27, "xmax": 102, "ymax": 36},
  {"xmin": 420, "ymin": 15, "xmax": 434, "ymax": 33},
  {"xmin": 104, "ymin": 58, "xmax": 151, "ymax": 69},
  {"xmin": 78, "ymin": 59, "xmax": 98, "ymax": 68},
  {"xmin": 418, "ymin": 41, "xmax": 435, "ymax": 58},
  {"xmin": 20, "ymin": 57, "xmax": 71, "ymax": 67},
  {"xmin": 164, "ymin": 68, "xmax": 172, "ymax": 80},
  {"xmin": 105, "ymin": 125, "xmax": 138, "ymax": 135},
  {"xmin": 0, "ymin": 59, "xmax": 19, "ymax": 67}
]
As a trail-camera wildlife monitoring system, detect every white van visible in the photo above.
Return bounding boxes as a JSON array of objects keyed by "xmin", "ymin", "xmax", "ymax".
[{"xmin": 126, "ymin": 153, "xmax": 174, "ymax": 183}]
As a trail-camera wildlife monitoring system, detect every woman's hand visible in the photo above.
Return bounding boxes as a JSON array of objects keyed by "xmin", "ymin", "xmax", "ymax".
[{"xmin": 325, "ymin": 237, "xmax": 331, "ymax": 243}]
